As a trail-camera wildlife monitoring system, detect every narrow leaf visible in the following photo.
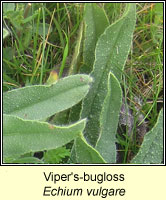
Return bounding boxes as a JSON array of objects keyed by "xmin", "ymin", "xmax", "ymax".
[
  {"xmin": 59, "ymin": 31, "xmax": 69, "ymax": 78},
  {"xmin": 68, "ymin": 22, "xmax": 84, "ymax": 75},
  {"xmin": 131, "ymin": 109, "xmax": 163, "ymax": 164},
  {"xmin": 81, "ymin": 3, "xmax": 136, "ymax": 146},
  {"xmin": 8, "ymin": 157, "xmax": 44, "ymax": 164},
  {"xmin": 3, "ymin": 74, "xmax": 93, "ymax": 120},
  {"xmin": 68, "ymin": 4, "xmax": 109, "ymax": 123},
  {"xmin": 96, "ymin": 72, "xmax": 122, "ymax": 163},
  {"xmin": 3, "ymin": 114, "xmax": 86, "ymax": 160},
  {"xmin": 3, "ymin": 3, "xmax": 15, "ymax": 14},
  {"xmin": 80, "ymin": 3, "xmax": 109, "ymax": 74},
  {"xmin": 75, "ymin": 136, "xmax": 106, "ymax": 164}
]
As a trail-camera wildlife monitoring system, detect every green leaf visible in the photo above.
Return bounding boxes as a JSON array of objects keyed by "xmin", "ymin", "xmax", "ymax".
[
  {"xmin": 68, "ymin": 21, "xmax": 84, "ymax": 75},
  {"xmin": 22, "ymin": 26, "xmax": 33, "ymax": 48},
  {"xmin": 43, "ymin": 147, "xmax": 70, "ymax": 164},
  {"xmin": 68, "ymin": 4, "xmax": 109, "ymax": 123},
  {"xmin": 3, "ymin": 3, "xmax": 15, "ymax": 14},
  {"xmin": 74, "ymin": 136, "xmax": 106, "ymax": 164},
  {"xmin": 33, "ymin": 22, "xmax": 53, "ymax": 37},
  {"xmin": 3, "ymin": 47, "xmax": 14, "ymax": 61},
  {"xmin": 81, "ymin": 3, "xmax": 136, "ymax": 146},
  {"xmin": 67, "ymin": 22, "xmax": 84, "ymax": 123},
  {"xmin": 7, "ymin": 157, "xmax": 44, "ymax": 164},
  {"xmin": 96, "ymin": 72, "xmax": 122, "ymax": 163},
  {"xmin": 131, "ymin": 109, "xmax": 163, "ymax": 164},
  {"xmin": 59, "ymin": 31, "xmax": 69, "ymax": 78},
  {"xmin": 154, "ymin": 3, "xmax": 163, "ymax": 25},
  {"xmin": 22, "ymin": 12, "xmax": 38, "ymax": 24},
  {"xmin": 3, "ymin": 74, "xmax": 93, "ymax": 120},
  {"xmin": 80, "ymin": 3, "xmax": 109, "ymax": 74},
  {"xmin": 3, "ymin": 114, "xmax": 86, "ymax": 160},
  {"xmin": 153, "ymin": 3, "xmax": 163, "ymax": 43}
]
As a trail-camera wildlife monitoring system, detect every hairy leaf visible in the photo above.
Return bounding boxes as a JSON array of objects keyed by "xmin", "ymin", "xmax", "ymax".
[
  {"xmin": 3, "ymin": 114, "xmax": 86, "ymax": 160},
  {"xmin": 80, "ymin": 3, "xmax": 109, "ymax": 74},
  {"xmin": 6, "ymin": 157, "xmax": 44, "ymax": 164},
  {"xmin": 68, "ymin": 22, "xmax": 84, "ymax": 75},
  {"xmin": 81, "ymin": 3, "xmax": 136, "ymax": 146},
  {"xmin": 96, "ymin": 72, "xmax": 122, "ymax": 163},
  {"xmin": 3, "ymin": 74, "xmax": 92, "ymax": 120},
  {"xmin": 74, "ymin": 136, "xmax": 106, "ymax": 164},
  {"xmin": 68, "ymin": 3, "xmax": 109, "ymax": 124},
  {"xmin": 131, "ymin": 109, "xmax": 163, "ymax": 164}
]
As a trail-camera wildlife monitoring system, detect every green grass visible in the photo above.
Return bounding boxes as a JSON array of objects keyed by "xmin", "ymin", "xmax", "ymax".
[{"xmin": 3, "ymin": 3, "xmax": 163, "ymax": 163}]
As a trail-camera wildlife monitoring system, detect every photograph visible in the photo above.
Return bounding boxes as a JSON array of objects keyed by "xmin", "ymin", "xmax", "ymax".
[{"xmin": 2, "ymin": 2, "xmax": 164, "ymax": 164}]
